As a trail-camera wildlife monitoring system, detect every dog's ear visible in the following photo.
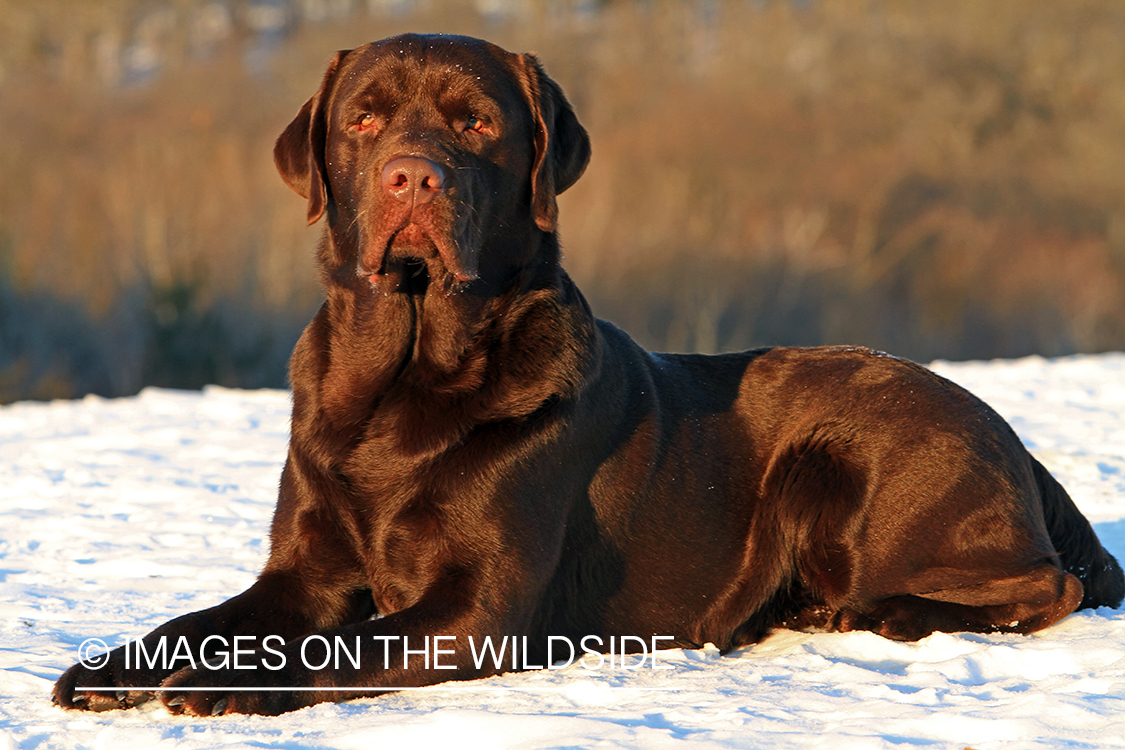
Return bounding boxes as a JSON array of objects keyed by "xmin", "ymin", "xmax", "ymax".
[
  {"xmin": 274, "ymin": 50, "xmax": 349, "ymax": 226},
  {"xmin": 518, "ymin": 54, "xmax": 592, "ymax": 233}
]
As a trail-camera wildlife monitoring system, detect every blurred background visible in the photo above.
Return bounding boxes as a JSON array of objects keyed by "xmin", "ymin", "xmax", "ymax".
[{"xmin": 2, "ymin": 0, "xmax": 1124, "ymax": 403}]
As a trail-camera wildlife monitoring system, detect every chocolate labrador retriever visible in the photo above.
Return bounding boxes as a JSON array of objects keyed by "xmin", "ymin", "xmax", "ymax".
[{"xmin": 54, "ymin": 33, "xmax": 1123, "ymax": 716}]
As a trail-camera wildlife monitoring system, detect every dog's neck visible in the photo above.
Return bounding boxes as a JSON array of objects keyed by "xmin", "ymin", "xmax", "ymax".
[{"xmin": 292, "ymin": 230, "xmax": 599, "ymax": 457}]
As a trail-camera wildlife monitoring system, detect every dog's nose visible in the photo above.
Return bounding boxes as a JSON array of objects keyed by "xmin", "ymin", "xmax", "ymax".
[{"xmin": 382, "ymin": 156, "xmax": 445, "ymax": 205}]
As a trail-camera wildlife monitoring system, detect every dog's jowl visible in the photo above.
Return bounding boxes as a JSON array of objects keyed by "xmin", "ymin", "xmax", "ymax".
[{"xmin": 54, "ymin": 34, "xmax": 1124, "ymax": 716}]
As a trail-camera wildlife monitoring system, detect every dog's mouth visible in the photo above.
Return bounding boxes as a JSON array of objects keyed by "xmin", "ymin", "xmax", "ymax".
[
  {"xmin": 363, "ymin": 223, "xmax": 438, "ymax": 293},
  {"xmin": 361, "ymin": 214, "xmax": 477, "ymax": 288}
]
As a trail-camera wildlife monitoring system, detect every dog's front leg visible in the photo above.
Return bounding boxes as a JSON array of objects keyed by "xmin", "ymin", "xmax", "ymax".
[
  {"xmin": 52, "ymin": 568, "xmax": 374, "ymax": 712},
  {"xmin": 53, "ymin": 451, "xmax": 373, "ymax": 712},
  {"xmin": 158, "ymin": 580, "xmax": 517, "ymax": 716}
]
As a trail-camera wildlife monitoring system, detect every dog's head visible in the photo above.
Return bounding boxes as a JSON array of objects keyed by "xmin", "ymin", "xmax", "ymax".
[{"xmin": 274, "ymin": 34, "xmax": 590, "ymax": 289}]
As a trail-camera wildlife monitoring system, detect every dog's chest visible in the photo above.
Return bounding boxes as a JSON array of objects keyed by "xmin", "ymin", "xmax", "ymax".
[
  {"xmin": 363, "ymin": 496, "xmax": 452, "ymax": 614},
  {"xmin": 338, "ymin": 433, "xmax": 465, "ymax": 612}
]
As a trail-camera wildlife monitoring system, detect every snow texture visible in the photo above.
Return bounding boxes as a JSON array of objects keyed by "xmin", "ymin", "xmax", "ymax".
[{"xmin": 1, "ymin": 353, "xmax": 1124, "ymax": 749}]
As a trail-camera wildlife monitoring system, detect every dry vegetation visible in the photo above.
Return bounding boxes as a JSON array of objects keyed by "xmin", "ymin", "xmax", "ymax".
[{"xmin": 2, "ymin": 0, "xmax": 1124, "ymax": 401}]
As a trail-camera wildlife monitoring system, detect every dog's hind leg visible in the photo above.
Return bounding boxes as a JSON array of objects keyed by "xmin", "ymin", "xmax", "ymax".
[{"xmin": 830, "ymin": 562, "xmax": 1083, "ymax": 641}]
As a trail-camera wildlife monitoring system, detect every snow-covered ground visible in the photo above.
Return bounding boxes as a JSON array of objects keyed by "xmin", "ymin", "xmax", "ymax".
[{"xmin": 1, "ymin": 353, "xmax": 1124, "ymax": 749}]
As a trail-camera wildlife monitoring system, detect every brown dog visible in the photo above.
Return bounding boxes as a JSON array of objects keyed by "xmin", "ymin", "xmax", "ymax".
[{"xmin": 54, "ymin": 33, "xmax": 1123, "ymax": 716}]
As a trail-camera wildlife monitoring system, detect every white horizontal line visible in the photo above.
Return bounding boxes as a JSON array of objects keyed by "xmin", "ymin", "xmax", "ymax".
[{"xmin": 78, "ymin": 685, "xmax": 682, "ymax": 692}]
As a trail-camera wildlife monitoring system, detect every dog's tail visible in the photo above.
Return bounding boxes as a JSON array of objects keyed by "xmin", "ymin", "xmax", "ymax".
[{"xmin": 1034, "ymin": 457, "xmax": 1125, "ymax": 610}]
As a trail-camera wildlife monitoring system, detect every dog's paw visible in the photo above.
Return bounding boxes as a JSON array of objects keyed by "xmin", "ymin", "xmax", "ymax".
[
  {"xmin": 52, "ymin": 649, "xmax": 156, "ymax": 712},
  {"xmin": 158, "ymin": 664, "xmax": 312, "ymax": 717}
]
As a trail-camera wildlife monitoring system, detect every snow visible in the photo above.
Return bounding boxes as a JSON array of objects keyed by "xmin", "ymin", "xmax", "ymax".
[{"xmin": 2, "ymin": 353, "xmax": 1125, "ymax": 749}]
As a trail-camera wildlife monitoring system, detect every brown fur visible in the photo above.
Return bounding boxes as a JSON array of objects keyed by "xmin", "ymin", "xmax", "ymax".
[{"xmin": 54, "ymin": 34, "xmax": 1123, "ymax": 716}]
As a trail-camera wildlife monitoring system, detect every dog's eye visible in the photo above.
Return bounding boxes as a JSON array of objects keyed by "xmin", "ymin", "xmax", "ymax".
[
  {"xmin": 464, "ymin": 116, "xmax": 488, "ymax": 134},
  {"xmin": 353, "ymin": 114, "xmax": 377, "ymax": 133}
]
